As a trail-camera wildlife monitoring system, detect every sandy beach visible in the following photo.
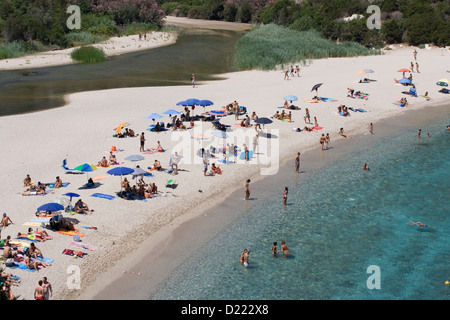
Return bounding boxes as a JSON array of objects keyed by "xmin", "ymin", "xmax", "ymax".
[{"xmin": 0, "ymin": 17, "xmax": 449, "ymax": 300}]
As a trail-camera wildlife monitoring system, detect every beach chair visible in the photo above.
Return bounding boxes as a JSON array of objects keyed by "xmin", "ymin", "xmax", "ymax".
[
  {"xmin": 165, "ymin": 179, "xmax": 176, "ymax": 188},
  {"xmin": 62, "ymin": 159, "xmax": 83, "ymax": 174}
]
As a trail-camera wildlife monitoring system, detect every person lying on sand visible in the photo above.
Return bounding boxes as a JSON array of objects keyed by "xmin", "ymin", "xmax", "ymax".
[
  {"xmin": 17, "ymin": 227, "xmax": 50, "ymax": 242},
  {"xmin": 22, "ymin": 182, "xmax": 46, "ymax": 196}
]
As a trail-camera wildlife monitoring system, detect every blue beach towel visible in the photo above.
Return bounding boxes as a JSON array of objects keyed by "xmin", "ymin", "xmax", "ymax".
[
  {"xmin": 90, "ymin": 193, "xmax": 115, "ymax": 200},
  {"xmin": 218, "ymin": 160, "xmax": 233, "ymax": 165},
  {"xmin": 239, "ymin": 150, "xmax": 254, "ymax": 160}
]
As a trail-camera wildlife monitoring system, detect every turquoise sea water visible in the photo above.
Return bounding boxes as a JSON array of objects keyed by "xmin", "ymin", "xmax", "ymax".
[{"xmin": 151, "ymin": 112, "xmax": 450, "ymax": 300}]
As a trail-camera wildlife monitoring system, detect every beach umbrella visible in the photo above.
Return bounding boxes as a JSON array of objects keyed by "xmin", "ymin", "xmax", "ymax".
[
  {"xmin": 211, "ymin": 130, "xmax": 228, "ymax": 139},
  {"xmin": 146, "ymin": 113, "xmax": 163, "ymax": 122},
  {"xmin": 436, "ymin": 79, "xmax": 449, "ymax": 87},
  {"xmin": 197, "ymin": 99, "xmax": 214, "ymax": 113},
  {"xmin": 284, "ymin": 95, "xmax": 298, "ymax": 102},
  {"xmin": 398, "ymin": 78, "xmax": 412, "ymax": 84},
  {"xmin": 311, "ymin": 83, "xmax": 323, "ymax": 93},
  {"xmin": 115, "ymin": 121, "xmax": 130, "ymax": 134},
  {"xmin": 63, "ymin": 192, "xmax": 80, "ymax": 201},
  {"xmin": 255, "ymin": 117, "xmax": 273, "ymax": 130},
  {"xmin": 397, "ymin": 68, "xmax": 411, "ymax": 73},
  {"xmin": 107, "ymin": 166, "xmax": 134, "ymax": 194},
  {"xmin": 125, "ymin": 154, "xmax": 145, "ymax": 162},
  {"xmin": 74, "ymin": 163, "xmax": 97, "ymax": 181},
  {"xmin": 37, "ymin": 202, "xmax": 64, "ymax": 212},
  {"xmin": 209, "ymin": 110, "xmax": 227, "ymax": 117},
  {"xmin": 177, "ymin": 98, "xmax": 200, "ymax": 106},
  {"xmin": 162, "ymin": 109, "xmax": 180, "ymax": 116}
]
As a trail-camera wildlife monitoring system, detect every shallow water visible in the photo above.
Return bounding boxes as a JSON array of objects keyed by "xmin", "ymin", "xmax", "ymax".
[
  {"xmin": 0, "ymin": 29, "xmax": 244, "ymax": 117},
  {"xmin": 150, "ymin": 111, "xmax": 450, "ymax": 300}
]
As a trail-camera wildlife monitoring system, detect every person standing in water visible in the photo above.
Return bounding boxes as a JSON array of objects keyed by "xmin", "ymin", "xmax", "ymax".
[
  {"xmin": 279, "ymin": 241, "xmax": 290, "ymax": 256},
  {"xmin": 295, "ymin": 152, "xmax": 300, "ymax": 173},
  {"xmin": 418, "ymin": 129, "xmax": 422, "ymax": 139},
  {"xmin": 283, "ymin": 187, "xmax": 288, "ymax": 206},
  {"xmin": 272, "ymin": 242, "xmax": 278, "ymax": 256},
  {"xmin": 370, "ymin": 123, "xmax": 374, "ymax": 134},
  {"xmin": 245, "ymin": 179, "xmax": 251, "ymax": 200}
]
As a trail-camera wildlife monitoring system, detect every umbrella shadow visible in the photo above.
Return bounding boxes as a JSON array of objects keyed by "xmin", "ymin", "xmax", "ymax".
[
  {"xmin": 78, "ymin": 182, "xmax": 102, "ymax": 190},
  {"xmin": 259, "ymin": 132, "xmax": 278, "ymax": 139}
]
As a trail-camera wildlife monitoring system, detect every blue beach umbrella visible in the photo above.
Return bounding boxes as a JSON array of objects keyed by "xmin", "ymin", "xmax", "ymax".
[
  {"xmin": 162, "ymin": 109, "xmax": 181, "ymax": 116},
  {"xmin": 398, "ymin": 78, "xmax": 412, "ymax": 84},
  {"xmin": 284, "ymin": 95, "xmax": 298, "ymax": 102},
  {"xmin": 125, "ymin": 154, "xmax": 145, "ymax": 162},
  {"xmin": 177, "ymin": 98, "xmax": 200, "ymax": 106},
  {"xmin": 146, "ymin": 113, "xmax": 163, "ymax": 122},
  {"xmin": 63, "ymin": 192, "xmax": 80, "ymax": 200},
  {"xmin": 255, "ymin": 117, "xmax": 273, "ymax": 130},
  {"xmin": 197, "ymin": 99, "xmax": 214, "ymax": 112},
  {"xmin": 311, "ymin": 83, "xmax": 323, "ymax": 92},
  {"xmin": 107, "ymin": 166, "xmax": 135, "ymax": 194},
  {"xmin": 37, "ymin": 202, "xmax": 64, "ymax": 212}
]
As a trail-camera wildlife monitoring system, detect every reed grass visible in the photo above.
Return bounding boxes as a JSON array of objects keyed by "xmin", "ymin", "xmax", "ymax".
[
  {"xmin": 234, "ymin": 24, "xmax": 382, "ymax": 70},
  {"xmin": 70, "ymin": 46, "xmax": 107, "ymax": 63},
  {"xmin": 0, "ymin": 41, "xmax": 37, "ymax": 60}
]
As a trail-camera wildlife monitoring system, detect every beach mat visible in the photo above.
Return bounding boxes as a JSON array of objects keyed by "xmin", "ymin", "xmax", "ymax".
[
  {"xmin": 218, "ymin": 160, "xmax": 233, "ymax": 165},
  {"xmin": 56, "ymin": 230, "xmax": 84, "ymax": 237},
  {"xmin": 69, "ymin": 241, "xmax": 97, "ymax": 251},
  {"xmin": 90, "ymin": 193, "xmax": 115, "ymax": 200}
]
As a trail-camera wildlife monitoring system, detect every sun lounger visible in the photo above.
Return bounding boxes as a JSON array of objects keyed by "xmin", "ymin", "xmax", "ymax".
[{"xmin": 62, "ymin": 159, "xmax": 83, "ymax": 174}]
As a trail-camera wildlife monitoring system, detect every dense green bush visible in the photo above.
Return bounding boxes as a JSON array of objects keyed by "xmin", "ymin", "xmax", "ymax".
[
  {"xmin": 234, "ymin": 24, "xmax": 381, "ymax": 70},
  {"xmin": 70, "ymin": 46, "xmax": 107, "ymax": 63}
]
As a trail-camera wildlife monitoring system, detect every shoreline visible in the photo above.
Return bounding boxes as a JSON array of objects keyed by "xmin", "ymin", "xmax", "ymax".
[
  {"xmin": 0, "ymin": 16, "xmax": 251, "ymax": 72},
  {"xmin": 0, "ymin": 45, "xmax": 448, "ymax": 301},
  {"xmin": 79, "ymin": 101, "xmax": 450, "ymax": 300}
]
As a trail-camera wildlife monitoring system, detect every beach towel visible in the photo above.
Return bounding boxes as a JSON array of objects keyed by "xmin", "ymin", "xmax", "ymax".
[
  {"xmin": 37, "ymin": 256, "xmax": 54, "ymax": 264},
  {"xmin": 69, "ymin": 241, "xmax": 97, "ymax": 251},
  {"xmin": 7, "ymin": 262, "xmax": 37, "ymax": 272},
  {"xmin": 23, "ymin": 221, "xmax": 44, "ymax": 227},
  {"xmin": 312, "ymin": 126, "xmax": 323, "ymax": 131},
  {"xmin": 165, "ymin": 179, "xmax": 176, "ymax": 186},
  {"xmin": 304, "ymin": 100, "xmax": 319, "ymax": 103},
  {"xmin": 62, "ymin": 249, "xmax": 87, "ymax": 258},
  {"xmin": 239, "ymin": 150, "xmax": 254, "ymax": 160},
  {"xmin": 22, "ymin": 190, "xmax": 52, "ymax": 196},
  {"xmin": 90, "ymin": 193, "xmax": 115, "ymax": 200},
  {"xmin": 319, "ymin": 97, "xmax": 338, "ymax": 102},
  {"xmin": 218, "ymin": 159, "xmax": 233, "ymax": 165},
  {"xmin": 30, "ymin": 218, "xmax": 50, "ymax": 223},
  {"xmin": 81, "ymin": 226, "xmax": 98, "ymax": 230},
  {"xmin": 13, "ymin": 237, "xmax": 40, "ymax": 243},
  {"xmin": 92, "ymin": 176, "xmax": 108, "ymax": 181},
  {"xmin": 56, "ymin": 230, "xmax": 84, "ymax": 238},
  {"xmin": 45, "ymin": 182, "xmax": 70, "ymax": 188}
]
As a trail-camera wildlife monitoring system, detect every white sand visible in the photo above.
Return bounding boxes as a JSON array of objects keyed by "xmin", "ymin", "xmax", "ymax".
[
  {"xmin": 0, "ymin": 23, "xmax": 449, "ymax": 300},
  {"xmin": 0, "ymin": 31, "xmax": 176, "ymax": 71}
]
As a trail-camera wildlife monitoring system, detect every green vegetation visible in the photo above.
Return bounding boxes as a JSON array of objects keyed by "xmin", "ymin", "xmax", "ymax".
[
  {"xmin": 70, "ymin": 46, "xmax": 107, "ymax": 63},
  {"xmin": 234, "ymin": 24, "xmax": 381, "ymax": 70},
  {"xmin": 0, "ymin": 41, "xmax": 39, "ymax": 59}
]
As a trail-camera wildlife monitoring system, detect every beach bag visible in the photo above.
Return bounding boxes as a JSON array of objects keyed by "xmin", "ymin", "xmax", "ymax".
[
  {"xmin": 111, "ymin": 146, "xmax": 117, "ymax": 152},
  {"xmin": 73, "ymin": 234, "xmax": 81, "ymax": 242}
]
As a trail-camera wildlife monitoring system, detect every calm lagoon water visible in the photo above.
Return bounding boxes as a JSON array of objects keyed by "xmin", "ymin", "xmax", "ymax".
[{"xmin": 150, "ymin": 111, "xmax": 450, "ymax": 300}]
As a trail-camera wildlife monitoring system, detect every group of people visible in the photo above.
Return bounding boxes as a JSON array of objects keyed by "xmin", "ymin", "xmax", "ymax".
[
  {"xmin": 120, "ymin": 176, "xmax": 158, "ymax": 199},
  {"xmin": 240, "ymin": 240, "xmax": 290, "ymax": 268},
  {"xmin": 284, "ymin": 65, "xmax": 300, "ymax": 80},
  {"xmin": 273, "ymin": 110, "xmax": 292, "ymax": 122},
  {"xmin": 117, "ymin": 127, "xmax": 136, "ymax": 138}
]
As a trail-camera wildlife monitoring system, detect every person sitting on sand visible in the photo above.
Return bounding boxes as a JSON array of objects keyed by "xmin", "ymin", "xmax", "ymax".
[
  {"xmin": 244, "ymin": 115, "xmax": 251, "ymax": 127},
  {"xmin": 283, "ymin": 100, "xmax": 289, "ymax": 109},
  {"xmin": 273, "ymin": 111, "xmax": 281, "ymax": 119},
  {"xmin": 339, "ymin": 128, "xmax": 348, "ymax": 138},
  {"xmin": 2, "ymin": 213, "xmax": 13, "ymax": 227},
  {"xmin": 23, "ymin": 174, "xmax": 32, "ymax": 187},
  {"xmin": 109, "ymin": 152, "xmax": 118, "ymax": 165},
  {"xmin": 280, "ymin": 110, "xmax": 286, "ymax": 119},
  {"xmin": 74, "ymin": 199, "xmax": 92, "ymax": 215},
  {"xmin": 152, "ymin": 160, "xmax": 162, "ymax": 171},
  {"xmin": 156, "ymin": 141, "xmax": 164, "ymax": 152},
  {"xmin": 347, "ymin": 88, "xmax": 354, "ymax": 98},
  {"xmin": 97, "ymin": 156, "xmax": 108, "ymax": 167},
  {"xmin": 53, "ymin": 176, "xmax": 62, "ymax": 188},
  {"xmin": 29, "ymin": 242, "xmax": 44, "ymax": 260},
  {"xmin": 2, "ymin": 241, "xmax": 17, "ymax": 259},
  {"xmin": 210, "ymin": 163, "xmax": 222, "ymax": 175}
]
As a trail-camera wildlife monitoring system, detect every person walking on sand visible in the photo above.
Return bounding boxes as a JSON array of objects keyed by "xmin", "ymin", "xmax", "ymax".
[
  {"xmin": 413, "ymin": 49, "xmax": 417, "ymax": 60},
  {"xmin": 410, "ymin": 62, "xmax": 414, "ymax": 72},
  {"xmin": 245, "ymin": 179, "xmax": 251, "ymax": 200},
  {"xmin": 42, "ymin": 277, "xmax": 52, "ymax": 300},
  {"xmin": 140, "ymin": 132, "xmax": 146, "ymax": 152},
  {"xmin": 282, "ymin": 187, "xmax": 288, "ymax": 206},
  {"xmin": 203, "ymin": 157, "xmax": 208, "ymax": 176},
  {"xmin": 34, "ymin": 280, "xmax": 44, "ymax": 300},
  {"xmin": 252, "ymin": 134, "xmax": 259, "ymax": 153},
  {"xmin": 284, "ymin": 69, "xmax": 289, "ymax": 80},
  {"xmin": 296, "ymin": 65, "xmax": 300, "ymax": 77},
  {"xmin": 416, "ymin": 62, "xmax": 420, "ymax": 73},
  {"xmin": 295, "ymin": 152, "xmax": 300, "ymax": 173},
  {"xmin": 304, "ymin": 108, "xmax": 310, "ymax": 124},
  {"xmin": 325, "ymin": 133, "xmax": 330, "ymax": 150},
  {"xmin": 191, "ymin": 74, "xmax": 195, "ymax": 88}
]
